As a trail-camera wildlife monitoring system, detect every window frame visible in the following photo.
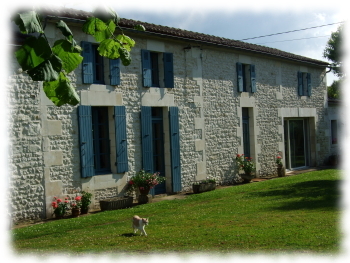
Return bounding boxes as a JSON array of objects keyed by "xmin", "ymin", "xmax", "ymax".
[
  {"xmin": 141, "ymin": 49, "xmax": 174, "ymax": 88},
  {"xmin": 297, "ymin": 71, "xmax": 311, "ymax": 96},
  {"xmin": 237, "ymin": 62, "xmax": 256, "ymax": 93}
]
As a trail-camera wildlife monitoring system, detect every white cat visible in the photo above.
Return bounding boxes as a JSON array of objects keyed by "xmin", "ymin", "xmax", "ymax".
[{"xmin": 132, "ymin": 215, "xmax": 149, "ymax": 236}]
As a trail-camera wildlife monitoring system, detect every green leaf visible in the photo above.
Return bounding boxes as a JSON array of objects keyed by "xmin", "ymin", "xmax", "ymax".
[
  {"xmin": 94, "ymin": 20, "xmax": 116, "ymax": 42},
  {"xmin": 133, "ymin": 24, "xmax": 146, "ymax": 31},
  {"xmin": 82, "ymin": 17, "xmax": 107, "ymax": 36},
  {"xmin": 43, "ymin": 73, "xmax": 80, "ymax": 106},
  {"xmin": 52, "ymin": 39, "xmax": 83, "ymax": 73},
  {"xmin": 27, "ymin": 55, "xmax": 62, "ymax": 81},
  {"xmin": 12, "ymin": 11, "xmax": 43, "ymax": 34},
  {"xmin": 119, "ymin": 47, "xmax": 131, "ymax": 66},
  {"xmin": 56, "ymin": 20, "xmax": 73, "ymax": 38},
  {"xmin": 116, "ymin": 35, "xmax": 135, "ymax": 52},
  {"xmin": 98, "ymin": 39, "xmax": 121, "ymax": 59},
  {"xmin": 15, "ymin": 35, "xmax": 52, "ymax": 71}
]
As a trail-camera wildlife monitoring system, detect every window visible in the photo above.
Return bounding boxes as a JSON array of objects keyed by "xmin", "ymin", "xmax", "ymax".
[
  {"xmin": 92, "ymin": 107, "xmax": 111, "ymax": 174},
  {"xmin": 78, "ymin": 106, "xmax": 128, "ymax": 177},
  {"xmin": 297, "ymin": 71, "xmax": 311, "ymax": 96},
  {"xmin": 242, "ymin": 108, "xmax": 250, "ymax": 157},
  {"xmin": 81, "ymin": 41, "xmax": 121, "ymax": 85},
  {"xmin": 236, "ymin": 62, "xmax": 256, "ymax": 93},
  {"xmin": 141, "ymin": 50, "xmax": 174, "ymax": 88},
  {"xmin": 331, "ymin": 120, "xmax": 338, "ymax": 144}
]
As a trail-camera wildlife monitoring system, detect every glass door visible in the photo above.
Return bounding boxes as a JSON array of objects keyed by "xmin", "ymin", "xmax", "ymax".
[{"xmin": 284, "ymin": 119, "xmax": 309, "ymax": 169}]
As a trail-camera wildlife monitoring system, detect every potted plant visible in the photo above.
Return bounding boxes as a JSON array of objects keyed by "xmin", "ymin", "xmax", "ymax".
[
  {"xmin": 80, "ymin": 191, "xmax": 92, "ymax": 214},
  {"xmin": 51, "ymin": 196, "xmax": 70, "ymax": 219},
  {"xmin": 235, "ymin": 154, "xmax": 256, "ymax": 183},
  {"xmin": 128, "ymin": 169, "xmax": 166, "ymax": 204},
  {"xmin": 276, "ymin": 155, "xmax": 285, "ymax": 177},
  {"xmin": 192, "ymin": 177, "xmax": 216, "ymax": 194},
  {"xmin": 71, "ymin": 195, "xmax": 82, "ymax": 217}
]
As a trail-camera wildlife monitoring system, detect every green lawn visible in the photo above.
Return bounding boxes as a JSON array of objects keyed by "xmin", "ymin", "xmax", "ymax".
[{"xmin": 11, "ymin": 169, "xmax": 341, "ymax": 255}]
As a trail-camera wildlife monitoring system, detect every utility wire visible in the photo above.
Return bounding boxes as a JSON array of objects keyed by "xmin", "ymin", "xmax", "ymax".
[
  {"xmin": 240, "ymin": 21, "xmax": 343, "ymax": 41},
  {"xmin": 255, "ymin": 34, "xmax": 330, "ymax": 45}
]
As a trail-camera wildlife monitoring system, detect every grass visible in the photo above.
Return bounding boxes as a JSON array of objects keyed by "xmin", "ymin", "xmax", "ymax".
[{"xmin": 11, "ymin": 169, "xmax": 341, "ymax": 255}]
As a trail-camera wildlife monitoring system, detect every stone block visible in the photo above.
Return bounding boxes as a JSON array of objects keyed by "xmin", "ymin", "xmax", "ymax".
[
  {"xmin": 44, "ymin": 151, "xmax": 63, "ymax": 166},
  {"xmin": 42, "ymin": 120, "xmax": 62, "ymax": 136}
]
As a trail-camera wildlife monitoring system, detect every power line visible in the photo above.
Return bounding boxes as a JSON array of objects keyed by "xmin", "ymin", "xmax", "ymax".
[
  {"xmin": 240, "ymin": 21, "xmax": 343, "ymax": 41},
  {"xmin": 255, "ymin": 35, "xmax": 330, "ymax": 45}
]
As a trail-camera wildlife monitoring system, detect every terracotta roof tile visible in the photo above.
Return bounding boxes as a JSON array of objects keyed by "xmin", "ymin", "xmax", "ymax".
[{"xmin": 37, "ymin": 7, "xmax": 329, "ymax": 67}]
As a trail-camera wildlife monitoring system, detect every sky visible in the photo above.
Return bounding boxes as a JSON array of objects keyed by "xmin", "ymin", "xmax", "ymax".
[
  {"xmin": 18, "ymin": 0, "xmax": 346, "ymax": 86},
  {"xmin": 2, "ymin": 1, "xmax": 350, "ymax": 262}
]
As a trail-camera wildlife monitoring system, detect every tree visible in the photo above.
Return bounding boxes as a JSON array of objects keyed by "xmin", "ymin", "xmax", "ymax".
[
  {"xmin": 327, "ymin": 79, "xmax": 341, "ymax": 99},
  {"xmin": 323, "ymin": 25, "xmax": 343, "ymax": 78},
  {"xmin": 11, "ymin": 7, "xmax": 145, "ymax": 107}
]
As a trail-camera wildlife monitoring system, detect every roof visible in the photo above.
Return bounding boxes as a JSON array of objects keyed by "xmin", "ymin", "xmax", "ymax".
[{"xmin": 34, "ymin": 7, "xmax": 330, "ymax": 67}]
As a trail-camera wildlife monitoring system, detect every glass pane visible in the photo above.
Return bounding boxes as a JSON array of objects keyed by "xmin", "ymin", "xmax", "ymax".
[{"xmin": 289, "ymin": 120, "xmax": 305, "ymax": 168}]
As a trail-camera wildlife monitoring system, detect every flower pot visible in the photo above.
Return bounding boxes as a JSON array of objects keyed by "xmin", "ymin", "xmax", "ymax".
[
  {"xmin": 277, "ymin": 165, "xmax": 285, "ymax": 177},
  {"xmin": 241, "ymin": 173, "xmax": 254, "ymax": 183},
  {"xmin": 138, "ymin": 194, "xmax": 152, "ymax": 204},
  {"xmin": 100, "ymin": 196, "xmax": 133, "ymax": 211},
  {"xmin": 80, "ymin": 207, "xmax": 89, "ymax": 214},
  {"xmin": 54, "ymin": 213, "xmax": 64, "ymax": 219},
  {"xmin": 192, "ymin": 182, "xmax": 216, "ymax": 194},
  {"xmin": 139, "ymin": 187, "xmax": 150, "ymax": 195},
  {"xmin": 71, "ymin": 208, "xmax": 80, "ymax": 217}
]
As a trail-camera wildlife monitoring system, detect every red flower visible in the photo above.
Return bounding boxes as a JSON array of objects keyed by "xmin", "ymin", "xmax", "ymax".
[
  {"xmin": 64, "ymin": 200, "xmax": 69, "ymax": 204},
  {"xmin": 57, "ymin": 198, "xmax": 62, "ymax": 203},
  {"xmin": 129, "ymin": 180, "xmax": 134, "ymax": 185},
  {"xmin": 51, "ymin": 201, "xmax": 58, "ymax": 208},
  {"xmin": 75, "ymin": 196, "xmax": 81, "ymax": 201}
]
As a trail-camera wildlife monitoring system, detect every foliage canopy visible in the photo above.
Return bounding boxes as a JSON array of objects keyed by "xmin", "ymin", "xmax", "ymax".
[
  {"xmin": 12, "ymin": 7, "xmax": 145, "ymax": 106},
  {"xmin": 323, "ymin": 25, "xmax": 343, "ymax": 77}
]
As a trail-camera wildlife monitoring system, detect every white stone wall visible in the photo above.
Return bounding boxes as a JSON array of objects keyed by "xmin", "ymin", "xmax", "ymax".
[{"xmin": 8, "ymin": 20, "xmax": 329, "ymax": 223}]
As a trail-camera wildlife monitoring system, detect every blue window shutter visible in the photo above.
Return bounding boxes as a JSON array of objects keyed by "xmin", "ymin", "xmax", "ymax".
[
  {"xmin": 114, "ymin": 106, "xmax": 128, "ymax": 173},
  {"xmin": 236, "ymin": 62, "xmax": 243, "ymax": 92},
  {"xmin": 307, "ymin": 73, "xmax": 311, "ymax": 96},
  {"xmin": 81, "ymin": 41, "xmax": 93, "ymax": 84},
  {"xmin": 141, "ymin": 106, "xmax": 153, "ymax": 174},
  {"xmin": 141, "ymin": 50, "xmax": 152, "ymax": 87},
  {"xmin": 169, "ymin": 107, "xmax": 181, "ymax": 192},
  {"xmin": 297, "ymin": 71, "xmax": 303, "ymax": 96},
  {"xmin": 250, "ymin": 64, "xmax": 256, "ymax": 93},
  {"xmin": 110, "ymin": 59, "xmax": 121, "ymax": 85},
  {"xmin": 78, "ymin": 106, "xmax": 94, "ymax": 177},
  {"xmin": 164, "ymin": 52, "xmax": 174, "ymax": 88}
]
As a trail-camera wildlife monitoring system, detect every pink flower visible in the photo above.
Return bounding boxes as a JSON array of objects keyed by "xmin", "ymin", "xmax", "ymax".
[
  {"xmin": 57, "ymin": 198, "xmax": 62, "ymax": 203},
  {"xmin": 64, "ymin": 200, "xmax": 69, "ymax": 204},
  {"xmin": 75, "ymin": 196, "xmax": 81, "ymax": 201},
  {"xmin": 65, "ymin": 197, "xmax": 68, "ymax": 200},
  {"xmin": 51, "ymin": 201, "xmax": 58, "ymax": 208}
]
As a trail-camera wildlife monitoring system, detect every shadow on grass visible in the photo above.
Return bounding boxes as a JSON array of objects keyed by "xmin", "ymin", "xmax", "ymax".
[
  {"xmin": 249, "ymin": 179, "xmax": 340, "ymax": 211},
  {"xmin": 121, "ymin": 233, "xmax": 137, "ymax": 237}
]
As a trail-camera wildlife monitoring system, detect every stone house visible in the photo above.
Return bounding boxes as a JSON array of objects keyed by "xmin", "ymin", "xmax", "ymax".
[{"xmin": 8, "ymin": 7, "xmax": 335, "ymax": 223}]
